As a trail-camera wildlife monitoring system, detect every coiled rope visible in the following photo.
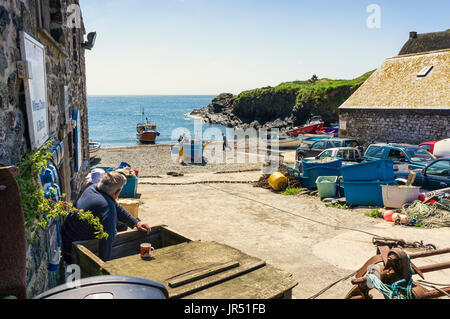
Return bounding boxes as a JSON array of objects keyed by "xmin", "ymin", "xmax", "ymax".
[{"xmin": 366, "ymin": 256, "xmax": 415, "ymax": 299}]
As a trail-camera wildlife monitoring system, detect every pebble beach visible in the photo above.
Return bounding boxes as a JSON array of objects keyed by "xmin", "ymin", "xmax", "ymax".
[{"xmin": 93, "ymin": 143, "xmax": 265, "ymax": 177}]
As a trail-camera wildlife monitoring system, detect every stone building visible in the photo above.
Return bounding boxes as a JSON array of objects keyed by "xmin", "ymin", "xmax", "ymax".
[
  {"xmin": 339, "ymin": 31, "xmax": 450, "ymax": 145},
  {"xmin": 0, "ymin": 0, "xmax": 93, "ymax": 297}
]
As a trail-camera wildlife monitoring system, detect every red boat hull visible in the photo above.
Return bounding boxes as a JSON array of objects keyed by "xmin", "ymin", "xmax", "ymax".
[{"xmin": 286, "ymin": 123, "xmax": 324, "ymax": 137}]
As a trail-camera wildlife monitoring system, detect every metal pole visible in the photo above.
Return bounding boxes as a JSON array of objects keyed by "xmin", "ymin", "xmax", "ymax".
[{"xmin": 409, "ymin": 248, "xmax": 450, "ymax": 260}]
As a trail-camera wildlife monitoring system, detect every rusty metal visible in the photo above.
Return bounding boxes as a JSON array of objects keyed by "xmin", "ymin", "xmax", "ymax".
[
  {"xmin": 409, "ymin": 247, "xmax": 450, "ymax": 259},
  {"xmin": 346, "ymin": 245, "xmax": 450, "ymax": 299},
  {"xmin": 418, "ymin": 262, "xmax": 450, "ymax": 273},
  {"xmin": 372, "ymin": 237, "xmax": 437, "ymax": 251}
]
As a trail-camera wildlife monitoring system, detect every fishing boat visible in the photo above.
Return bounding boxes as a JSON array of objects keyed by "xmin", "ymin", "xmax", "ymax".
[
  {"xmin": 285, "ymin": 116, "xmax": 324, "ymax": 137},
  {"xmin": 264, "ymin": 132, "xmax": 303, "ymax": 149},
  {"xmin": 88, "ymin": 141, "xmax": 101, "ymax": 159},
  {"xmin": 136, "ymin": 109, "xmax": 159, "ymax": 144}
]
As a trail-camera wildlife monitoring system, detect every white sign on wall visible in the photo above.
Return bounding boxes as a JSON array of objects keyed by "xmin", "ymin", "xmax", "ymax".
[{"xmin": 20, "ymin": 32, "xmax": 49, "ymax": 149}]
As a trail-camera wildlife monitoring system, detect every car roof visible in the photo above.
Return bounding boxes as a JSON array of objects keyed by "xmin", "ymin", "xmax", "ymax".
[{"xmin": 368, "ymin": 143, "xmax": 420, "ymax": 149}]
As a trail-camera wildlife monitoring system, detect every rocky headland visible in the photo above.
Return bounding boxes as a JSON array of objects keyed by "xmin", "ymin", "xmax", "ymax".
[{"xmin": 191, "ymin": 71, "xmax": 375, "ymax": 131}]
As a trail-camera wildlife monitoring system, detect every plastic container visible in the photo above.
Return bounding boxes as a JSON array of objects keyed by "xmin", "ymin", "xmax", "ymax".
[
  {"xmin": 342, "ymin": 180, "xmax": 398, "ymax": 207},
  {"xmin": 92, "ymin": 166, "xmax": 115, "ymax": 173},
  {"xmin": 300, "ymin": 167, "xmax": 342, "ymax": 190},
  {"xmin": 40, "ymin": 166, "xmax": 57, "ymax": 185},
  {"xmin": 119, "ymin": 176, "xmax": 139, "ymax": 198},
  {"xmin": 34, "ymin": 276, "xmax": 168, "ymax": 299},
  {"xmin": 268, "ymin": 172, "xmax": 288, "ymax": 191},
  {"xmin": 341, "ymin": 159, "xmax": 395, "ymax": 182},
  {"xmin": 382, "ymin": 185, "xmax": 421, "ymax": 209},
  {"xmin": 298, "ymin": 158, "xmax": 342, "ymax": 173},
  {"xmin": 316, "ymin": 176, "xmax": 339, "ymax": 198}
]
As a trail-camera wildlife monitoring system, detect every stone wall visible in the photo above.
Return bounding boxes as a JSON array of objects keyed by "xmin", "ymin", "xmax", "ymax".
[
  {"xmin": 0, "ymin": 0, "xmax": 90, "ymax": 297},
  {"xmin": 339, "ymin": 108, "xmax": 450, "ymax": 146}
]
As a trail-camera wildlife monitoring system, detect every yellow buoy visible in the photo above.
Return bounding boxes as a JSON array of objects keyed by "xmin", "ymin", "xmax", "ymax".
[{"xmin": 268, "ymin": 172, "xmax": 288, "ymax": 191}]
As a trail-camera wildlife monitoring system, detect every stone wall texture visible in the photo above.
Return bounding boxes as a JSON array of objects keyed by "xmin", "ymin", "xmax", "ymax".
[
  {"xmin": 339, "ymin": 108, "xmax": 450, "ymax": 146},
  {"xmin": 0, "ymin": 0, "xmax": 90, "ymax": 297}
]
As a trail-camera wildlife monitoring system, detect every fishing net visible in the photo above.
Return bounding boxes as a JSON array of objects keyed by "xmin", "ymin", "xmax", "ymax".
[
  {"xmin": 254, "ymin": 175, "xmax": 302, "ymax": 190},
  {"xmin": 402, "ymin": 200, "xmax": 450, "ymax": 229}
]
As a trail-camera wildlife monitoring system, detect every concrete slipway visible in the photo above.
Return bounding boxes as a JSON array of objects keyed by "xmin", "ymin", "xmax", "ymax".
[{"xmin": 136, "ymin": 171, "xmax": 450, "ymax": 299}]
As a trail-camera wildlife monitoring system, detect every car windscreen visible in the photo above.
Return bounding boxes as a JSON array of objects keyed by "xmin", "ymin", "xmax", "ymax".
[{"xmin": 403, "ymin": 147, "xmax": 436, "ymax": 162}]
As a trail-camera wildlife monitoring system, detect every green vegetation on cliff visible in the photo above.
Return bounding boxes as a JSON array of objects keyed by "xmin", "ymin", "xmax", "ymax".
[
  {"xmin": 232, "ymin": 70, "xmax": 375, "ymax": 126},
  {"xmin": 236, "ymin": 70, "xmax": 374, "ymax": 107}
]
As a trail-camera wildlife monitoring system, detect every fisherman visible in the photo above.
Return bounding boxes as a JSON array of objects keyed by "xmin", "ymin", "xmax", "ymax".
[
  {"xmin": 61, "ymin": 171, "xmax": 151, "ymax": 262},
  {"xmin": 222, "ymin": 133, "xmax": 231, "ymax": 151},
  {"xmin": 177, "ymin": 135, "xmax": 186, "ymax": 165}
]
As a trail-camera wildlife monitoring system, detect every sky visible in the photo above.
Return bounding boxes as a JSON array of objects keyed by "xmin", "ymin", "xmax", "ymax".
[{"xmin": 79, "ymin": 0, "xmax": 450, "ymax": 95}]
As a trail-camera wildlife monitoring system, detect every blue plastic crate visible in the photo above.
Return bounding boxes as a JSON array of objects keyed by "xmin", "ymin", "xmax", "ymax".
[
  {"xmin": 119, "ymin": 176, "xmax": 139, "ymax": 198},
  {"xmin": 341, "ymin": 159, "xmax": 394, "ymax": 182},
  {"xmin": 297, "ymin": 158, "xmax": 342, "ymax": 173},
  {"xmin": 342, "ymin": 180, "xmax": 398, "ymax": 207}
]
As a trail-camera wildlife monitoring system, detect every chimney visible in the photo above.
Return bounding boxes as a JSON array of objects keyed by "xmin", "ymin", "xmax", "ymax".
[{"xmin": 410, "ymin": 31, "xmax": 418, "ymax": 39}]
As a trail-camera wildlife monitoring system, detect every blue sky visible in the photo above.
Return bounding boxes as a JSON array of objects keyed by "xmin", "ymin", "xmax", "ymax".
[{"xmin": 79, "ymin": 0, "xmax": 449, "ymax": 95}]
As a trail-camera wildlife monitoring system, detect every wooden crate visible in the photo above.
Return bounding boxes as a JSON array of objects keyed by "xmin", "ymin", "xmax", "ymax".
[
  {"xmin": 72, "ymin": 226, "xmax": 298, "ymax": 299},
  {"xmin": 72, "ymin": 225, "xmax": 192, "ymax": 278},
  {"xmin": 117, "ymin": 199, "xmax": 140, "ymax": 219}
]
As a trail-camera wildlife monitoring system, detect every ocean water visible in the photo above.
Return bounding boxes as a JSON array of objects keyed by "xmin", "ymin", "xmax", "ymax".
[{"xmin": 88, "ymin": 95, "xmax": 227, "ymax": 148}]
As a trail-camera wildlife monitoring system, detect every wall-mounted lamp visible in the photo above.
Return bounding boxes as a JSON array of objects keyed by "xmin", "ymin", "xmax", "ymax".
[{"xmin": 82, "ymin": 32, "xmax": 97, "ymax": 50}]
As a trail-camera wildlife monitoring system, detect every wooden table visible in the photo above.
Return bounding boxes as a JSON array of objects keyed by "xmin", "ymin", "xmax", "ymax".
[{"xmin": 102, "ymin": 241, "xmax": 297, "ymax": 299}]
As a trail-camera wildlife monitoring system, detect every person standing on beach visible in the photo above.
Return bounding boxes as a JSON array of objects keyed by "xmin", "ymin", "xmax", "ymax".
[
  {"xmin": 177, "ymin": 135, "xmax": 186, "ymax": 165},
  {"xmin": 222, "ymin": 133, "xmax": 231, "ymax": 152}
]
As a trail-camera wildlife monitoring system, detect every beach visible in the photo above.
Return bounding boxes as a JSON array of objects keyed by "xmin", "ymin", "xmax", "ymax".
[{"xmin": 93, "ymin": 143, "xmax": 269, "ymax": 176}]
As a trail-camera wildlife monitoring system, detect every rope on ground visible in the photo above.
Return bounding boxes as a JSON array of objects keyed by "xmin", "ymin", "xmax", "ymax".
[
  {"xmin": 139, "ymin": 180, "xmax": 259, "ymax": 186},
  {"xmin": 308, "ymin": 271, "xmax": 357, "ymax": 299},
  {"xmin": 417, "ymin": 281, "xmax": 450, "ymax": 298},
  {"xmin": 402, "ymin": 201, "xmax": 450, "ymax": 229},
  {"xmin": 205, "ymin": 183, "xmax": 383, "ymax": 238}
]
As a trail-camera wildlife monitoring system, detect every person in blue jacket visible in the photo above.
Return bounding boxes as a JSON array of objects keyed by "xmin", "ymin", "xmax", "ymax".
[{"xmin": 61, "ymin": 171, "xmax": 151, "ymax": 262}]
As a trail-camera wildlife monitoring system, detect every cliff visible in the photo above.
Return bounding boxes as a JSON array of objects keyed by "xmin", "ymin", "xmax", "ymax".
[{"xmin": 191, "ymin": 71, "xmax": 375, "ymax": 130}]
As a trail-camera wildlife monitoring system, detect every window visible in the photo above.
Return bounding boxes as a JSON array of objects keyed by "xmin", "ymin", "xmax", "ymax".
[
  {"xmin": 365, "ymin": 146, "xmax": 385, "ymax": 158},
  {"xmin": 312, "ymin": 141, "xmax": 326, "ymax": 150},
  {"xmin": 418, "ymin": 66, "xmax": 433, "ymax": 78},
  {"xmin": 326, "ymin": 141, "xmax": 336, "ymax": 149},
  {"xmin": 426, "ymin": 161, "xmax": 450, "ymax": 177},
  {"xmin": 35, "ymin": 0, "xmax": 50, "ymax": 31},
  {"xmin": 388, "ymin": 149, "xmax": 407, "ymax": 162},
  {"xmin": 403, "ymin": 147, "xmax": 435, "ymax": 163},
  {"xmin": 319, "ymin": 150, "xmax": 333, "ymax": 160},
  {"xmin": 344, "ymin": 140, "xmax": 359, "ymax": 148},
  {"xmin": 420, "ymin": 144, "xmax": 431, "ymax": 152}
]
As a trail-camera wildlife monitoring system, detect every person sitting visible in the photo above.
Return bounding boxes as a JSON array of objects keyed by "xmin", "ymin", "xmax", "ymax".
[{"xmin": 61, "ymin": 171, "xmax": 151, "ymax": 263}]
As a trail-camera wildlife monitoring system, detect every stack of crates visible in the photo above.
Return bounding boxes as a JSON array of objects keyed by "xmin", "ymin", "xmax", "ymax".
[{"xmin": 341, "ymin": 159, "xmax": 397, "ymax": 207}]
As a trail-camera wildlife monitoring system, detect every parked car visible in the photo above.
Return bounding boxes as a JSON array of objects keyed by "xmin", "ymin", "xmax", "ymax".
[
  {"xmin": 419, "ymin": 139, "xmax": 450, "ymax": 159},
  {"xmin": 307, "ymin": 147, "xmax": 363, "ymax": 163},
  {"xmin": 363, "ymin": 143, "xmax": 436, "ymax": 171},
  {"xmin": 395, "ymin": 158, "xmax": 450, "ymax": 191},
  {"xmin": 418, "ymin": 141, "xmax": 437, "ymax": 154},
  {"xmin": 296, "ymin": 138, "xmax": 361, "ymax": 161}
]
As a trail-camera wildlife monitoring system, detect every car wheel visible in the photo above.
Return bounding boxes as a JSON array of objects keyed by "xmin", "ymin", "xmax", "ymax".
[{"xmin": 297, "ymin": 152, "xmax": 305, "ymax": 161}]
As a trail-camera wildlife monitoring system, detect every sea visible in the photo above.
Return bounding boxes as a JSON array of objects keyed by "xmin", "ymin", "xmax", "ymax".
[{"xmin": 87, "ymin": 95, "xmax": 228, "ymax": 148}]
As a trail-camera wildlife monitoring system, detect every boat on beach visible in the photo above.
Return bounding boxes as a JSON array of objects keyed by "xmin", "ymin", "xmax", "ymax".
[
  {"xmin": 88, "ymin": 141, "xmax": 101, "ymax": 159},
  {"xmin": 137, "ymin": 109, "xmax": 159, "ymax": 144},
  {"xmin": 264, "ymin": 132, "xmax": 303, "ymax": 149},
  {"xmin": 285, "ymin": 116, "xmax": 325, "ymax": 137}
]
